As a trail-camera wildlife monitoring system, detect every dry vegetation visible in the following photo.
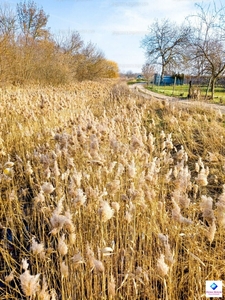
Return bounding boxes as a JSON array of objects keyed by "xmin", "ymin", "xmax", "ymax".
[
  {"xmin": 0, "ymin": 1, "xmax": 119, "ymax": 86},
  {"xmin": 1, "ymin": 80, "xmax": 225, "ymax": 299}
]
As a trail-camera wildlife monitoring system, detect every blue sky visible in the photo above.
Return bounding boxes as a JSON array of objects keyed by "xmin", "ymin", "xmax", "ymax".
[{"xmin": 2, "ymin": 0, "xmax": 221, "ymax": 73}]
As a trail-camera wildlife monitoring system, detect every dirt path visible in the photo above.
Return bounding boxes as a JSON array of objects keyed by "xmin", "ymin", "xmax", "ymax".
[{"xmin": 129, "ymin": 83, "xmax": 225, "ymax": 115}]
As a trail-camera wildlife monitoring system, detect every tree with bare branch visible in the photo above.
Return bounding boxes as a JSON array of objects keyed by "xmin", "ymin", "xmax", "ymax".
[
  {"xmin": 17, "ymin": 0, "xmax": 49, "ymax": 43},
  {"xmin": 142, "ymin": 63, "xmax": 155, "ymax": 86},
  {"xmin": 187, "ymin": 1, "xmax": 225, "ymax": 99},
  {"xmin": 0, "ymin": 3, "xmax": 16, "ymax": 38},
  {"xmin": 141, "ymin": 19, "xmax": 191, "ymax": 84}
]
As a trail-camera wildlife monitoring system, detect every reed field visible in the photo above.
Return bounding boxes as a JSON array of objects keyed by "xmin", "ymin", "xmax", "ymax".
[{"xmin": 1, "ymin": 80, "xmax": 225, "ymax": 299}]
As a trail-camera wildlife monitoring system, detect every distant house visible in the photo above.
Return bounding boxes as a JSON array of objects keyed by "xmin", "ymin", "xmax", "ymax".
[
  {"xmin": 154, "ymin": 74, "xmax": 184, "ymax": 85},
  {"xmin": 136, "ymin": 74, "xmax": 144, "ymax": 80}
]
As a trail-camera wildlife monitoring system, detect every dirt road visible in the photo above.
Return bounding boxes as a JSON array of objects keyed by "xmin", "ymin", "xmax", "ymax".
[{"xmin": 129, "ymin": 83, "xmax": 225, "ymax": 115}]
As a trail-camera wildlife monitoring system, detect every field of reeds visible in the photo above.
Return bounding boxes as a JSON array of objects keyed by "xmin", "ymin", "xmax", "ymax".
[{"xmin": 1, "ymin": 80, "xmax": 225, "ymax": 299}]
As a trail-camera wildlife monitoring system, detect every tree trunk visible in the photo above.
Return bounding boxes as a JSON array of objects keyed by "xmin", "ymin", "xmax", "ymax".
[
  {"xmin": 205, "ymin": 77, "xmax": 212, "ymax": 100},
  {"xmin": 210, "ymin": 77, "xmax": 216, "ymax": 100},
  {"xmin": 188, "ymin": 80, "xmax": 192, "ymax": 98},
  {"xmin": 172, "ymin": 76, "xmax": 176, "ymax": 95},
  {"xmin": 160, "ymin": 64, "xmax": 165, "ymax": 85}
]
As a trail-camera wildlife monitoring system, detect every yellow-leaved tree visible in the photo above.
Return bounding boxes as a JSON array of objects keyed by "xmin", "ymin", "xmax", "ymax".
[{"xmin": 102, "ymin": 60, "xmax": 119, "ymax": 78}]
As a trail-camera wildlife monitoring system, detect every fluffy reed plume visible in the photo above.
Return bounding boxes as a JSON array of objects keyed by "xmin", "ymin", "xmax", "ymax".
[
  {"xmin": 5, "ymin": 270, "xmax": 14, "ymax": 283},
  {"xmin": 60, "ymin": 261, "xmax": 69, "ymax": 278},
  {"xmin": 44, "ymin": 166, "xmax": 51, "ymax": 180},
  {"xmin": 41, "ymin": 182, "xmax": 55, "ymax": 194},
  {"xmin": 172, "ymin": 202, "xmax": 181, "ymax": 224},
  {"xmin": 176, "ymin": 146, "xmax": 185, "ymax": 160},
  {"xmin": 108, "ymin": 161, "xmax": 117, "ymax": 173},
  {"xmin": 20, "ymin": 257, "xmax": 28, "ymax": 268},
  {"xmin": 206, "ymin": 151, "xmax": 218, "ymax": 163},
  {"xmin": 58, "ymin": 234, "xmax": 68, "ymax": 256},
  {"xmin": 108, "ymin": 276, "xmax": 116, "ymax": 297},
  {"xmin": 90, "ymin": 134, "xmax": 99, "ymax": 151},
  {"xmin": 50, "ymin": 289, "xmax": 57, "ymax": 300},
  {"xmin": 158, "ymin": 233, "xmax": 168, "ymax": 244},
  {"xmin": 195, "ymin": 162, "xmax": 200, "ymax": 173},
  {"xmin": 111, "ymin": 201, "xmax": 120, "ymax": 213},
  {"xmin": 86, "ymin": 244, "xmax": 104, "ymax": 272},
  {"xmin": 25, "ymin": 160, "xmax": 33, "ymax": 175},
  {"xmin": 195, "ymin": 160, "xmax": 209, "ymax": 187},
  {"xmin": 53, "ymin": 160, "xmax": 60, "ymax": 177},
  {"xmin": 69, "ymin": 232, "xmax": 76, "ymax": 245},
  {"xmin": 31, "ymin": 237, "xmax": 45, "ymax": 258},
  {"xmin": 73, "ymin": 188, "xmax": 87, "ymax": 208},
  {"xmin": 93, "ymin": 258, "xmax": 105, "ymax": 273},
  {"xmin": 44, "ymin": 166, "xmax": 51, "ymax": 179},
  {"xmin": 38, "ymin": 277, "xmax": 51, "ymax": 300},
  {"xmin": 165, "ymin": 133, "xmax": 173, "ymax": 150},
  {"xmin": 158, "ymin": 234, "xmax": 174, "ymax": 265},
  {"xmin": 116, "ymin": 162, "xmax": 125, "ymax": 177},
  {"xmin": 98, "ymin": 200, "xmax": 114, "ymax": 222},
  {"xmin": 130, "ymin": 134, "xmax": 143, "ymax": 151},
  {"xmin": 196, "ymin": 168, "xmax": 209, "ymax": 186},
  {"xmin": 172, "ymin": 200, "xmax": 192, "ymax": 224},
  {"xmin": 86, "ymin": 244, "xmax": 95, "ymax": 268},
  {"xmin": 156, "ymin": 254, "xmax": 169, "ymax": 277},
  {"xmin": 200, "ymin": 195, "xmax": 215, "ymax": 225},
  {"xmin": 72, "ymin": 170, "xmax": 83, "ymax": 187},
  {"xmin": 207, "ymin": 220, "xmax": 217, "ymax": 243},
  {"xmin": 125, "ymin": 211, "xmax": 133, "ymax": 223},
  {"xmin": 165, "ymin": 241, "xmax": 174, "ymax": 265},
  {"xmin": 145, "ymin": 157, "xmax": 160, "ymax": 182},
  {"xmin": 172, "ymin": 190, "xmax": 190, "ymax": 209},
  {"xmin": 20, "ymin": 259, "xmax": 40, "ymax": 297},
  {"xmin": 127, "ymin": 159, "xmax": 136, "ymax": 178},
  {"xmin": 165, "ymin": 168, "xmax": 173, "ymax": 183},
  {"xmin": 135, "ymin": 266, "xmax": 143, "ymax": 276},
  {"xmin": 216, "ymin": 184, "xmax": 225, "ymax": 227},
  {"xmin": 147, "ymin": 132, "xmax": 155, "ymax": 152},
  {"xmin": 34, "ymin": 190, "xmax": 45, "ymax": 204},
  {"xmin": 174, "ymin": 164, "xmax": 191, "ymax": 192},
  {"xmin": 106, "ymin": 179, "xmax": 120, "ymax": 195},
  {"xmin": 50, "ymin": 197, "xmax": 74, "ymax": 234},
  {"xmin": 101, "ymin": 247, "xmax": 114, "ymax": 257},
  {"xmin": 64, "ymin": 211, "xmax": 75, "ymax": 233},
  {"xmin": 71, "ymin": 252, "xmax": 85, "ymax": 265}
]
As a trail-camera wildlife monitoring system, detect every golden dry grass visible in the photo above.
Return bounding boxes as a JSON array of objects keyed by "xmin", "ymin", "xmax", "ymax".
[{"xmin": 1, "ymin": 80, "xmax": 225, "ymax": 299}]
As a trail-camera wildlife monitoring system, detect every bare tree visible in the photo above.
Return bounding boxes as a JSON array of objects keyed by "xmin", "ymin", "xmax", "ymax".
[
  {"xmin": 0, "ymin": 3, "xmax": 16, "ymax": 38},
  {"xmin": 187, "ymin": 1, "xmax": 225, "ymax": 99},
  {"xmin": 126, "ymin": 70, "xmax": 134, "ymax": 79},
  {"xmin": 141, "ymin": 19, "xmax": 191, "ymax": 83},
  {"xmin": 17, "ymin": 1, "xmax": 49, "ymax": 42},
  {"xmin": 54, "ymin": 30, "xmax": 84, "ymax": 55},
  {"xmin": 53, "ymin": 30, "xmax": 84, "ymax": 80},
  {"xmin": 76, "ymin": 42, "xmax": 106, "ymax": 81},
  {"xmin": 142, "ymin": 63, "xmax": 155, "ymax": 86}
]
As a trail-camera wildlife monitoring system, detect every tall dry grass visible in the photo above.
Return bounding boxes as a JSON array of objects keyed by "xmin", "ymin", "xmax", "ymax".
[{"xmin": 1, "ymin": 80, "xmax": 225, "ymax": 299}]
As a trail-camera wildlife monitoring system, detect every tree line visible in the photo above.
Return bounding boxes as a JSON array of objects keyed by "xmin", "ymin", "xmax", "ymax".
[
  {"xmin": 141, "ymin": 1, "xmax": 225, "ymax": 99},
  {"xmin": 0, "ymin": 1, "xmax": 119, "ymax": 85}
]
